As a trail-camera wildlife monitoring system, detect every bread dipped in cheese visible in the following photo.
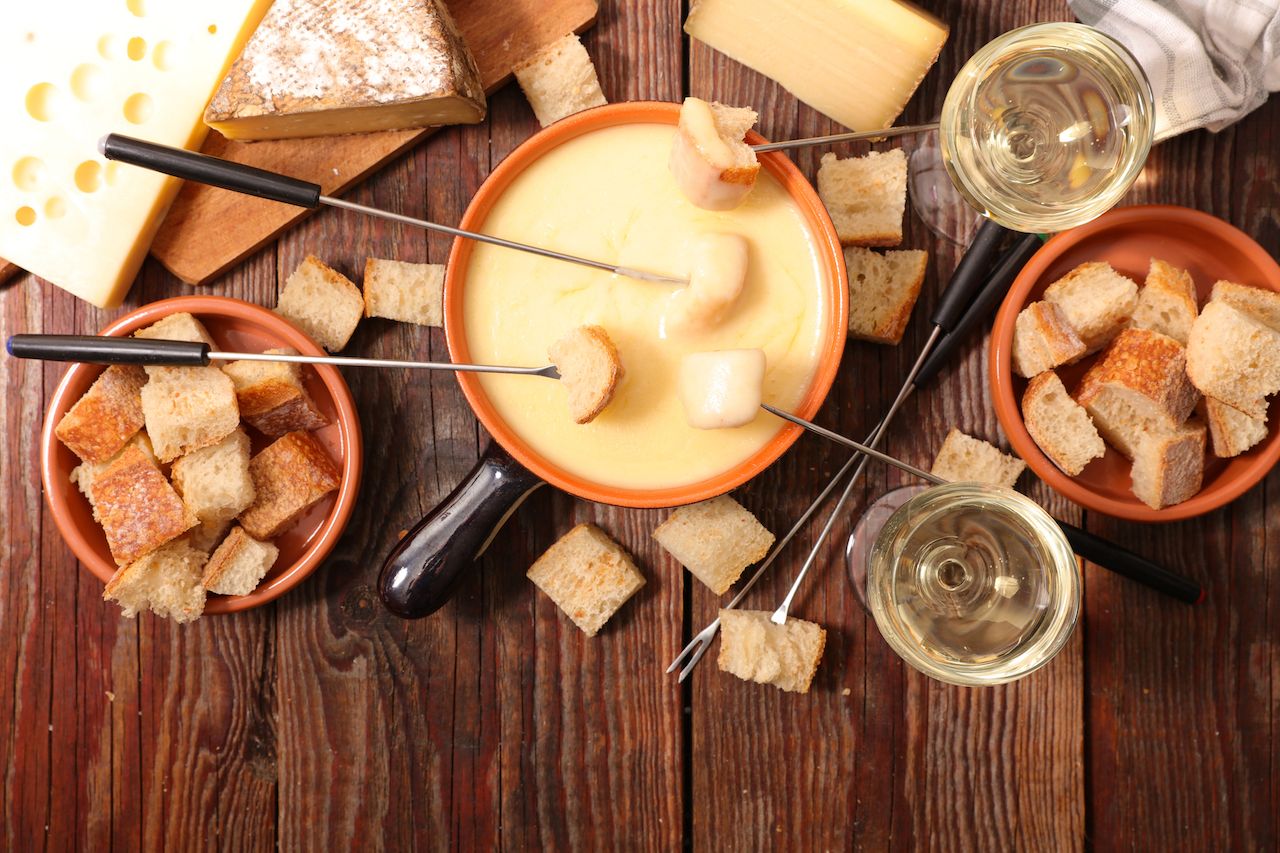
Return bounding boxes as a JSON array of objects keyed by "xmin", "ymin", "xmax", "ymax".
[
  {"xmin": 679, "ymin": 349, "xmax": 766, "ymax": 429},
  {"xmin": 669, "ymin": 98, "xmax": 760, "ymax": 210},
  {"xmin": 666, "ymin": 233, "xmax": 750, "ymax": 334}
]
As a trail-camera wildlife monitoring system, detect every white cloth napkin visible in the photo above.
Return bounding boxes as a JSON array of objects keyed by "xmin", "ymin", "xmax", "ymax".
[{"xmin": 1068, "ymin": 0, "xmax": 1280, "ymax": 139}]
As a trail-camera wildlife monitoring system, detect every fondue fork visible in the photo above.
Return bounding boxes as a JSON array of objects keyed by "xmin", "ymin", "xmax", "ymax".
[
  {"xmin": 98, "ymin": 134, "xmax": 690, "ymax": 287},
  {"xmin": 6, "ymin": 335, "xmax": 565, "ymax": 380},
  {"xmin": 750, "ymin": 122, "xmax": 940, "ymax": 153}
]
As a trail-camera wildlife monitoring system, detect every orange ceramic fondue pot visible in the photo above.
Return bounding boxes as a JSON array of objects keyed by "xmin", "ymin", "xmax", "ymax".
[{"xmin": 380, "ymin": 102, "xmax": 848, "ymax": 618}]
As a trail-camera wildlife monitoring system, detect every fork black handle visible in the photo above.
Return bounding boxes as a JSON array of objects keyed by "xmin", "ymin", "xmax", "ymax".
[
  {"xmin": 7, "ymin": 334, "xmax": 210, "ymax": 366},
  {"xmin": 1060, "ymin": 522, "xmax": 1203, "ymax": 604},
  {"xmin": 929, "ymin": 219, "xmax": 1011, "ymax": 332}
]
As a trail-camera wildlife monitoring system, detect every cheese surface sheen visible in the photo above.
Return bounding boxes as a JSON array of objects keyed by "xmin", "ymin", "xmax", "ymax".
[
  {"xmin": 1, "ymin": 0, "xmax": 273, "ymax": 307},
  {"xmin": 463, "ymin": 123, "xmax": 827, "ymax": 491}
]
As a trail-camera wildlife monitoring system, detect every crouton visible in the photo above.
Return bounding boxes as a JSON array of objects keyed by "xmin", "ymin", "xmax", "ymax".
[
  {"xmin": 548, "ymin": 325, "xmax": 624, "ymax": 424},
  {"xmin": 362, "ymin": 259, "xmax": 445, "ymax": 327},
  {"xmin": 512, "ymin": 33, "xmax": 606, "ymax": 127},
  {"xmin": 275, "ymin": 255, "xmax": 364, "ymax": 352},
  {"xmin": 133, "ymin": 312, "xmax": 215, "ymax": 346},
  {"xmin": 103, "ymin": 538, "xmax": 207, "ymax": 623},
  {"xmin": 202, "ymin": 526, "xmax": 279, "ymax": 596},
  {"xmin": 1012, "ymin": 301, "xmax": 1087, "ymax": 378},
  {"xmin": 170, "ymin": 428, "xmax": 255, "ymax": 522},
  {"xmin": 220, "ymin": 348, "xmax": 328, "ymax": 436},
  {"xmin": 817, "ymin": 149, "xmax": 907, "ymax": 247},
  {"xmin": 652, "ymin": 495, "xmax": 774, "ymax": 595},
  {"xmin": 669, "ymin": 97, "xmax": 760, "ymax": 211},
  {"xmin": 1043, "ymin": 261, "xmax": 1138, "ymax": 353},
  {"xmin": 1130, "ymin": 419, "xmax": 1206, "ymax": 510},
  {"xmin": 930, "ymin": 429, "xmax": 1026, "ymax": 488},
  {"xmin": 54, "ymin": 364, "xmax": 147, "ymax": 463},
  {"xmin": 1203, "ymin": 396, "xmax": 1268, "ymax": 458},
  {"xmin": 1210, "ymin": 280, "xmax": 1280, "ymax": 332},
  {"xmin": 1130, "ymin": 259, "xmax": 1198, "ymax": 344},
  {"xmin": 1185, "ymin": 301, "xmax": 1280, "ymax": 420},
  {"xmin": 717, "ymin": 609, "xmax": 826, "ymax": 694},
  {"xmin": 238, "ymin": 431, "xmax": 341, "ymax": 539},
  {"xmin": 843, "ymin": 247, "xmax": 928, "ymax": 345},
  {"xmin": 1022, "ymin": 371, "xmax": 1106, "ymax": 476},
  {"xmin": 139, "ymin": 364, "xmax": 240, "ymax": 463},
  {"xmin": 526, "ymin": 523, "xmax": 645, "ymax": 636},
  {"xmin": 86, "ymin": 440, "xmax": 198, "ymax": 565}
]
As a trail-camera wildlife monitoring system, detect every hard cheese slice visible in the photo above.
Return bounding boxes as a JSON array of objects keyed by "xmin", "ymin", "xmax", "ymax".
[
  {"xmin": 0, "ymin": 0, "xmax": 273, "ymax": 308},
  {"xmin": 685, "ymin": 0, "xmax": 948, "ymax": 132},
  {"xmin": 203, "ymin": 0, "xmax": 487, "ymax": 141}
]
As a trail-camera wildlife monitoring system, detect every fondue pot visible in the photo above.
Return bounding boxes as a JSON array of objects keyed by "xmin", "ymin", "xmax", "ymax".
[{"xmin": 379, "ymin": 102, "xmax": 848, "ymax": 618}]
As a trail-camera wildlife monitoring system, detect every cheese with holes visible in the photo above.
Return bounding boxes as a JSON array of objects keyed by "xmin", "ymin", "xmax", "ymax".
[
  {"xmin": 0, "ymin": 0, "xmax": 273, "ymax": 308},
  {"xmin": 204, "ymin": 0, "xmax": 486, "ymax": 141},
  {"xmin": 684, "ymin": 0, "xmax": 948, "ymax": 132}
]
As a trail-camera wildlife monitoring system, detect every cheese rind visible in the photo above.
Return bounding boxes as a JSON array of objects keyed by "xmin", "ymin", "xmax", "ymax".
[
  {"xmin": 0, "ymin": 0, "xmax": 273, "ymax": 307},
  {"xmin": 204, "ymin": 0, "xmax": 486, "ymax": 141},
  {"xmin": 684, "ymin": 0, "xmax": 948, "ymax": 132}
]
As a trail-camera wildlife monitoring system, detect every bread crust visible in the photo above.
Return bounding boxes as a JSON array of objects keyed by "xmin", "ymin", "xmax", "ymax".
[
  {"xmin": 89, "ymin": 442, "xmax": 198, "ymax": 565},
  {"xmin": 548, "ymin": 325, "xmax": 624, "ymax": 425},
  {"xmin": 54, "ymin": 364, "xmax": 147, "ymax": 463},
  {"xmin": 1075, "ymin": 328, "xmax": 1199, "ymax": 427},
  {"xmin": 238, "ymin": 431, "xmax": 341, "ymax": 539}
]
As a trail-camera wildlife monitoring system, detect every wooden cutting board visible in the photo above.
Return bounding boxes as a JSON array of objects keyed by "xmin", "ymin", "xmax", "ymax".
[{"xmin": 148, "ymin": 0, "xmax": 599, "ymax": 285}]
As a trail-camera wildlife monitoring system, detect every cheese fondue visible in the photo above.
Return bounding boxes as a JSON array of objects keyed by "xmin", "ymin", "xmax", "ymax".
[{"xmin": 462, "ymin": 122, "xmax": 828, "ymax": 490}]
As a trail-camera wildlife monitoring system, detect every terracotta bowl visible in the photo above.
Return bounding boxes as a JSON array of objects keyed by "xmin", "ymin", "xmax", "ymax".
[
  {"xmin": 444, "ymin": 101, "xmax": 849, "ymax": 508},
  {"xmin": 990, "ymin": 205, "xmax": 1280, "ymax": 522},
  {"xmin": 40, "ymin": 296, "xmax": 363, "ymax": 613}
]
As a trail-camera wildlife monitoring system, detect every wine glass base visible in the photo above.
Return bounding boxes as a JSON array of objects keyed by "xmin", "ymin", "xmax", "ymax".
[
  {"xmin": 908, "ymin": 130, "xmax": 984, "ymax": 246},
  {"xmin": 845, "ymin": 484, "xmax": 929, "ymax": 610}
]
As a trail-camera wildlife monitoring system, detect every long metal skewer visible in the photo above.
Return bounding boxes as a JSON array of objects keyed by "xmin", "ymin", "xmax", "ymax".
[{"xmin": 750, "ymin": 122, "xmax": 940, "ymax": 153}]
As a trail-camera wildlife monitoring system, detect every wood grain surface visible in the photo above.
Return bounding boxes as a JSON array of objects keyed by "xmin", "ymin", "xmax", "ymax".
[{"xmin": 2, "ymin": 0, "xmax": 1277, "ymax": 849}]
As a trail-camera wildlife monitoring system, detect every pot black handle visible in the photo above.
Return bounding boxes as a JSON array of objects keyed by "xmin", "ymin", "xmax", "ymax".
[
  {"xmin": 379, "ymin": 442, "xmax": 544, "ymax": 619},
  {"xmin": 100, "ymin": 133, "xmax": 322, "ymax": 209},
  {"xmin": 7, "ymin": 334, "xmax": 210, "ymax": 366},
  {"xmin": 1059, "ymin": 522, "xmax": 1203, "ymax": 604}
]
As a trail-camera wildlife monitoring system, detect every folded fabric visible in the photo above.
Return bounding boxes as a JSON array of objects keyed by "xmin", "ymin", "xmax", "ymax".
[{"xmin": 1069, "ymin": 0, "xmax": 1280, "ymax": 139}]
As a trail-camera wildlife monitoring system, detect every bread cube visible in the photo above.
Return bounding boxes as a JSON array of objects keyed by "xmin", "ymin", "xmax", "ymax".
[
  {"xmin": 548, "ymin": 325, "xmax": 624, "ymax": 424},
  {"xmin": 1043, "ymin": 261, "xmax": 1138, "ymax": 353},
  {"xmin": 139, "ymin": 364, "xmax": 240, "ymax": 463},
  {"xmin": 104, "ymin": 538, "xmax": 207, "ymax": 623},
  {"xmin": 1022, "ymin": 371, "xmax": 1106, "ymax": 476},
  {"xmin": 54, "ymin": 364, "xmax": 147, "ymax": 463},
  {"xmin": 188, "ymin": 517, "xmax": 231, "ymax": 555},
  {"xmin": 653, "ymin": 495, "xmax": 774, "ymax": 595},
  {"xmin": 170, "ymin": 428, "xmax": 255, "ymax": 523},
  {"xmin": 202, "ymin": 526, "xmax": 279, "ymax": 596},
  {"xmin": 1210, "ymin": 279, "xmax": 1280, "ymax": 333},
  {"xmin": 527, "ymin": 523, "xmax": 645, "ymax": 636},
  {"xmin": 1131, "ymin": 419, "xmax": 1206, "ymax": 510},
  {"xmin": 512, "ymin": 33, "xmax": 607, "ymax": 127},
  {"xmin": 1186, "ymin": 300, "xmax": 1280, "ymax": 420},
  {"xmin": 843, "ymin": 247, "xmax": 928, "ymax": 345},
  {"xmin": 85, "ymin": 440, "xmax": 198, "ymax": 565},
  {"xmin": 133, "ymin": 312, "xmax": 215, "ymax": 346},
  {"xmin": 717, "ymin": 609, "xmax": 827, "ymax": 694},
  {"xmin": 275, "ymin": 255, "xmax": 364, "ymax": 351},
  {"xmin": 1130, "ymin": 259, "xmax": 1198, "ymax": 345},
  {"xmin": 220, "ymin": 348, "xmax": 328, "ymax": 436},
  {"xmin": 930, "ymin": 429, "xmax": 1026, "ymax": 488},
  {"xmin": 1012, "ymin": 301, "xmax": 1087, "ymax": 378},
  {"xmin": 238, "ymin": 431, "xmax": 341, "ymax": 539},
  {"xmin": 362, "ymin": 259, "xmax": 445, "ymax": 327},
  {"xmin": 817, "ymin": 149, "xmax": 907, "ymax": 247},
  {"xmin": 669, "ymin": 98, "xmax": 760, "ymax": 211},
  {"xmin": 1203, "ymin": 396, "xmax": 1268, "ymax": 458}
]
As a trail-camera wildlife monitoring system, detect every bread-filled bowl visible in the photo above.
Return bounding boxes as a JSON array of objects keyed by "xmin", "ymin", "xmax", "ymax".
[
  {"xmin": 446, "ymin": 101, "xmax": 848, "ymax": 507},
  {"xmin": 41, "ymin": 296, "xmax": 362, "ymax": 614},
  {"xmin": 990, "ymin": 205, "xmax": 1280, "ymax": 522}
]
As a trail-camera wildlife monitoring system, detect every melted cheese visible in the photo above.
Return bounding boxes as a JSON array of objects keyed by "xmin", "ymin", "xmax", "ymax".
[{"xmin": 462, "ymin": 123, "xmax": 827, "ymax": 490}]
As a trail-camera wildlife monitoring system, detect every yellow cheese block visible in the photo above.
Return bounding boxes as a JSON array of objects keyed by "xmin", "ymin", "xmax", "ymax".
[
  {"xmin": 0, "ymin": 0, "xmax": 274, "ymax": 308},
  {"xmin": 685, "ymin": 0, "xmax": 948, "ymax": 132}
]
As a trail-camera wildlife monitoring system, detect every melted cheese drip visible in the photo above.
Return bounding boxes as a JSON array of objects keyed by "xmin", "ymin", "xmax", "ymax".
[{"xmin": 463, "ymin": 123, "xmax": 826, "ymax": 490}]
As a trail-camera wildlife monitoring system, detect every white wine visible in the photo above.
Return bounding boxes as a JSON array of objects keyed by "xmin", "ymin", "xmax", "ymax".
[
  {"xmin": 940, "ymin": 22, "xmax": 1154, "ymax": 234},
  {"xmin": 867, "ymin": 483, "xmax": 1079, "ymax": 686}
]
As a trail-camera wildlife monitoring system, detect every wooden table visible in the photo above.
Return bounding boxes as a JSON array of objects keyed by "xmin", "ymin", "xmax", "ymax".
[{"xmin": 3, "ymin": 1, "xmax": 1277, "ymax": 848}]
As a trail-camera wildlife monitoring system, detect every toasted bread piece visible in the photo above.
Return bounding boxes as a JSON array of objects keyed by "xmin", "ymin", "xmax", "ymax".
[
  {"xmin": 170, "ymin": 428, "xmax": 255, "ymax": 523},
  {"xmin": 548, "ymin": 325, "xmax": 624, "ymax": 424},
  {"xmin": 1043, "ymin": 262, "xmax": 1139, "ymax": 353},
  {"xmin": 238, "ymin": 431, "xmax": 341, "ymax": 539},
  {"xmin": 527, "ymin": 523, "xmax": 646, "ymax": 636},
  {"xmin": 133, "ymin": 312, "xmax": 215, "ymax": 346},
  {"xmin": 70, "ymin": 433, "xmax": 156, "ymax": 507},
  {"xmin": 930, "ymin": 429, "xmax": 1026, "ymax": 488},
  {"xmin": 202, "ymin": 525, "xmax": 279, "ymax": 596},
  {"xmin": 843, "ymin": 247, "xmax": 928, "ymax": 345},
  {"xmin": 512, "ymin": 33, "xmax": 606, "ymax": 127},
  {"xmin": 1074, "ymin": 329, "xmax": 1200, "ymax": 459},
  {"xmin": 1022, "ymin": 371, "xmax": 1106, "ymax": 476},
  {"xmin": 1203, "ymin": 396, "xmax": 1268, "ymax": 458},
  {"xmin": 652, "ymin": 495, "xmax": 775, "ymax": 595},
  {"xmin": 669, "ymin": 97, "xmax": 760, "ymax": 211},
  {"xmin": 1210, "ymin": 280, "xmax": 1280, "ymax": 332},
  {"xmin": 1130, "ymin": 259, "xmax": 1198, "ymax": 345},
  {"xmin": 717, "ymin": 609, "xmax": 827, "ymax": 694},
  {"xmin": 103, "ymin": 538, "xmax": 207, "ymax": 623},
  {"xmin": 1185, "ymin": 301, "xmax": 1280, "ymax": 420},
  {"xmin": 362, "ymin": 258, "xmax": 445, "ymax": 327},
  {"xmin": 87, "ymin": 440, "xmax": 198, "ymax": 565},
  {"xmin": 275, "ymin": 255, "xmax": 364, "ymax": 351},
  {"xmin": 139, "ymin": 364, "xmax": 240, "ymax": 463},
  {"xmin": 54, "ymin": 364, "xmax": 147, "ymax": 463},
  {"xmin": 1131, "ymin": 419, "xmax": 1206, "ymax": 510},
  {"xmin": 221, "ymin": 348, "xmax": 328, "ymax": 436},
  {"xmin": 817, "ymin": 149, "xmax": 907, "ymax": 247},
  {"xmin": 188, "ymin": 517, "xmax": 231, "ymax": 555},
  {"xmin": 1012, "ymin": 301, "xmax": 1088, "ymax": 378}
]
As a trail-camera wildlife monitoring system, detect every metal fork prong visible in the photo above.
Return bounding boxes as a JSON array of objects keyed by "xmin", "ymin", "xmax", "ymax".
[
  {"xmin": 677, "ymin": 636, "xmax": 716, "ymax": 682},
  {"xmin": 666, "ymin": 620, "xmax": 719, "ymax": 673}
]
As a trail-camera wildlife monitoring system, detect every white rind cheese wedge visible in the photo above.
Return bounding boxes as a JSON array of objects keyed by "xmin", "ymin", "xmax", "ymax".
[
  {"xmin": 204, "ymin": 0, "xmax": 486, "ymax": 141},
  {"xmin": 679, "ymin": 349, "xmax": 767, "ymax": 429},
  {"xmin": 667, "ymin": 233, "xmax": 749, "ymax": 334},
  {"xmin": 0, "ymin": 0, "xmax": 273, "ymax": 307},
  {"xmin": 669, "ymin": 97, "xmax": 760, "ymax": 210},
  {"xmin": 685, "ymin": 0, "xmax": 948, "ymax": 132}
]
